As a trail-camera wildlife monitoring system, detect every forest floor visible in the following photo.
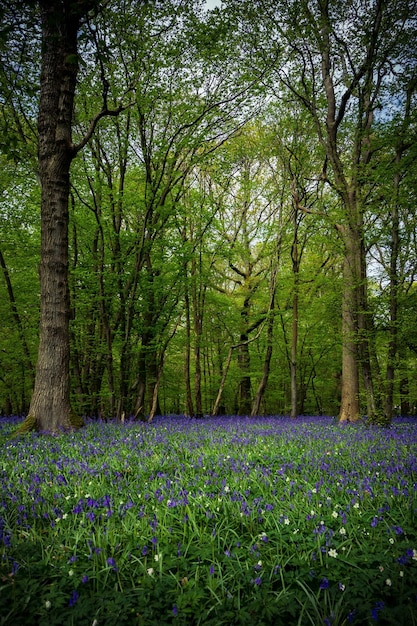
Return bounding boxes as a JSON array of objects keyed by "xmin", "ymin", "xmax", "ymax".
[{"xmin": 0, "ymin": 414, "xmax": 416, "ymax": 625}]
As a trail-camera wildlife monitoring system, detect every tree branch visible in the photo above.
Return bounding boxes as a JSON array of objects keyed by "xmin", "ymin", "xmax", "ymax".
[{"xmin": 72, "ymin": 101, "xmax": 134, "ymax": 155}]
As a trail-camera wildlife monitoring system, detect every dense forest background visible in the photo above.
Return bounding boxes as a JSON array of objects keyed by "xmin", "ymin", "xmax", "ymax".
[{"xmin": 1, "ymin": 0, "xmax": 416, "ymax": 422}]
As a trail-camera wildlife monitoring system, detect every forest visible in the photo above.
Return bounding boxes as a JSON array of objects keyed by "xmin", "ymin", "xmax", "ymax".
[{"xmin": 1, "ymin": 0, "xmax": 417, "ymax": 427}]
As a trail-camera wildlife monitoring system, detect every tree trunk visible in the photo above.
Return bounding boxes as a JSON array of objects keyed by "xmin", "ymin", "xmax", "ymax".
[
  {"xmin": 212, "ymin": 347, "xmax": 233, "ymax": 416},
  {"xmin": 237, "ymin": 292, "xmax": 253, "ymax": 415},
  {"xmin": 290, "ymin": 211, "xmax": 299, "ymax": 419},
  {"xmin": 251, "ymin": 254, "xmax": 279, "ymax": 417},
  {"xmin": 237, "ymin": 336, "xmax": 252, "ymax": 414},
  {"xmin": 184, "ymin": 278, "xmax": 194, "ymax": 417},
  {"xmin": 399, "ymin": 361, "xmax": 410, "ymax": 416},
  {"xmin": 0, "ymin": 246, "xmax": 35, "ymax": 395},
  {"xmin": 386, "ymin": 113, "xmax": 410, "ymax": 418},
  {"xmin": 338, "ymin": 226, "xmax": 360, "ymax": 423},
  {"xmin": 251, "ymin": 334, "xmax": 272, "ymax": 417},
  {"xmin": 192, "ymin": 263, "xmax": 204, "ymax": 418},
  {"xmin": 17, "ymin": 1, "xmax": 85, "ymax": 433}
]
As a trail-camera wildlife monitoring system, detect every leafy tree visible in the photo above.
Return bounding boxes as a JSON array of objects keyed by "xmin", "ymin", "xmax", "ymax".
[
  {"xmin": 227, "ymin": 0, "xmax": 417, "ymax": 423},
  {"xmin": 11, "ymin": 1, "xmax": 129, "ymax": 433}
]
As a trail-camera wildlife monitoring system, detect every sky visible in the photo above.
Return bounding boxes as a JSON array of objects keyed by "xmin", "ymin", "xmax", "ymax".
[{"xmin": 204, "ymin": 0, "xmax": 222, "ymax": 9}]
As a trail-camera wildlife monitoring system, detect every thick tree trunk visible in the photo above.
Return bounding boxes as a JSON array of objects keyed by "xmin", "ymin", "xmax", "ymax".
[{"xmin": 18, "ymin": 1, "xmax": 84, "ymax": 433}]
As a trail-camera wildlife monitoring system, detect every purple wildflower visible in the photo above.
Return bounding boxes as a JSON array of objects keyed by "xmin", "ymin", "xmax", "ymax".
[
  {"xmin": 68, "ymin": 590, "xmax": 79, "ymax": 607},
  {"xmin": 371, "ymin": 601, "xmax": 384, "ymax": 621},
  {"xmin": 106, "ymin": 557, "xmax": 118, "ymax": 571}
]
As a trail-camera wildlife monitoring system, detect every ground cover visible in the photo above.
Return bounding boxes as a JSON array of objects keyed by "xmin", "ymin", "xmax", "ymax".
[{"xmin": 0, "ymin": 415, "xmax": 416, "ymax": 625}]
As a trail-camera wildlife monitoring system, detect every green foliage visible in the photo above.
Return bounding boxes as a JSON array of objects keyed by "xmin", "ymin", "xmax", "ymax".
[{"xmin": 1, "ymin": 0, "xmax": 417, "ymax": 419}]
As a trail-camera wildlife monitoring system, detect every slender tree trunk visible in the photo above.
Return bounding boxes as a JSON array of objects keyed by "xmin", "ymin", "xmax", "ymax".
[
  {"xmin": 212, "ymin": 347, "xmax": 233, "ymax": 416},
  {"xmin": 184, "ymin": 274, "xmax": 194, "ymax": 417},
  {"xmin": 191, "ymin": 248, "xmax": 207, "ymax": 418},
  {"xmin": 290, "ymin": 211, "xmax": 299, "ymax": 419},
  {"xmin": 148, "ymin": 365, "xmax": 163, "ymax": 422},
  {"xmin": 251, "ymin": 327, "xmax": 272, "ymax": 416},
  {"xmin": 237, "ymin": 293, "xmax": 252, "ymax": 415},
  {"xmin": 251, "ymin": 252, "xmax": 279, "ymax": 417},
  {"xmin": 237, "ymin": 332, "xmax": 252, "ymax": 414},
  {"xmin": 399, "ymin": 356, "xmax": 410, "ymax": 416},
  {"xmin": 385, "ymin": 126, "xmax": 408, "ymax": 418},
  {"xmin": 192, "ymin": 258, "xmax": 204, "ymax": 418},
  {"xmin": 338, "ymin": 226, "xmax": 360, "ymax": 423},
  {"xmin": 0, "ymin": 247, "xmax": 35, "ymax": 395},
  {"xmin": 358, "ymin": 248, "xmax": 375, "ymax": 413},
  {"xmin": 385, "ymin": 193, "xmax": 399, "ymax": 420}
]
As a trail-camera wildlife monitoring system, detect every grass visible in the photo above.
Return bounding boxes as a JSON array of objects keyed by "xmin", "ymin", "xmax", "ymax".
[{"xmin": 0, "ymin": 414, "xmax": 416, "ymax": 625}]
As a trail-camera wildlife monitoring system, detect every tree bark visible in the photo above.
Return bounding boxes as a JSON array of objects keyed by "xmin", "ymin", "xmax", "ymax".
[
  {"xmin": 338, "ymin": 225, "xmax": 360, "ymax": 422},
  {"xmin": 290, "ymin": 205, "xmax": 300, "ymax": 419},
  {"xmin": 184, "ymin": 271, "xmax": 195, "ymax": 417},
  {"xmin": 17, "ymin": 1, "xmax": 86, "ymax": 433}
]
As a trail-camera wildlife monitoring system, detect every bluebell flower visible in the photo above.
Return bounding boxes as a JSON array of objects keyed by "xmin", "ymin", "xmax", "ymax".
[{"xmin": 68, "ymin": 590, "xmax": 79, "ymax": 607}]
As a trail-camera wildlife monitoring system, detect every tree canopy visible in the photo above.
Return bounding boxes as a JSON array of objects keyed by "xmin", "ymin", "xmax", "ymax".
[{"xmin": 1, "ymin": 0, "xmax": 416, "ymax": 428}]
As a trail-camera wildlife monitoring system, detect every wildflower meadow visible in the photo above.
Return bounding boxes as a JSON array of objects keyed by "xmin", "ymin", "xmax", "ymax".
[{"xmin": 1, "ymin": 415, "xmax": 416, "ymax": 625}]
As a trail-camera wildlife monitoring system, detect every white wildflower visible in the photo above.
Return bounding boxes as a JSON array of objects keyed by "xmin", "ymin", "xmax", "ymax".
[
  {"xmin": 328, "ymin": 549, "xmax": 338, "ymax": 558},
  {"xmin": 386, "ymin": 578, "xmax": 392, "ymax": 586},
  {"xmin": 147, "ymin": 568, "xmax": 154, "ymax": 576}
]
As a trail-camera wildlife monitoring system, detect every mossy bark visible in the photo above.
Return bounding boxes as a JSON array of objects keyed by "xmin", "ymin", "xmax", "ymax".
[{"xmin": 13, "ymin": 411, "xmax": 84, "ymax": 436}]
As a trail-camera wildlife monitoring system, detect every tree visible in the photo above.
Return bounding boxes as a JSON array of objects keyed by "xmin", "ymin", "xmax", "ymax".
[
  {"xmin": 15, "ymin": 0, "xmax": 128, "ymax": 433},
  {"xmin": 229, "ymin": 0, "xmax": 417, "ymax": 423}
]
